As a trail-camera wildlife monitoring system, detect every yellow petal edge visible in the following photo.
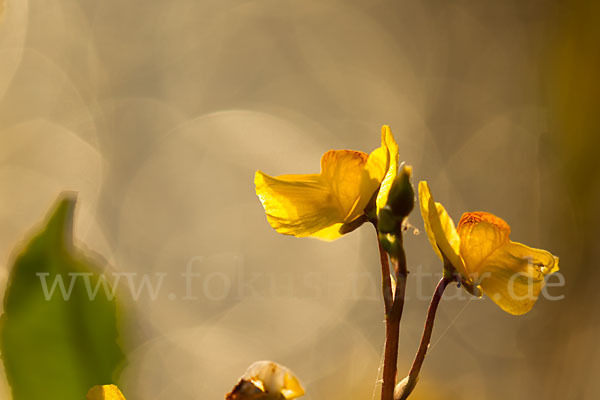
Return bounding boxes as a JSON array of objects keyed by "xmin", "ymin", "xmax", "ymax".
[
  {"xmin": 418, "ymin": 181, "xmax": 470, "ymax": 281},
  {"xmin": 87, "ymin": 385, "xmax": 126, "ymax": 400},
  {"xmin": 364, "ymin": 125, "xmax": 400, "ymax": 213}
]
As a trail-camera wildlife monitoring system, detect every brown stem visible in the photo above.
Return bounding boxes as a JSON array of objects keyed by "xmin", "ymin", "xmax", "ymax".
[
  {"xmin": 396, "ymin": 276, "xmax": 454, "ymax": 400},
  {"xmin": 378, "ymin": 228, "xmax": 408, "ymax": 400}
]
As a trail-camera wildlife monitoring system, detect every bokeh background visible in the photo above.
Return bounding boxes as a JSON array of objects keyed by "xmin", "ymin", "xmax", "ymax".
[{"xmin": 1, "ymin": 0, "xmax": 599, "ymax": 399}]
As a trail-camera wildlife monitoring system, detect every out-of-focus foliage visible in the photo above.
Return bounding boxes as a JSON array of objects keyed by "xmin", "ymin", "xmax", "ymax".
[
  {"xmin": 536, "ymin": 2, "xmax": 600, "ymax": 397},
  {"xmin": 0, "ymin": 194, "xmax": 124, "ymax": 400},
  {"xmin": 546, "ymin": 0, "xmax": 600, "ymax": 203}
]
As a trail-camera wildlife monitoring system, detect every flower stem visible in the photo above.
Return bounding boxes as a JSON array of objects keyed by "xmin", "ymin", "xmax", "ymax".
[
  {"xmin": 378, "ymin": 240, "xmax": 393, "ymax": 314},
  {"xmin": 377, "ymin": 227, "xmax": 408, "ymax": 400},
  {"xmin": 396, "ymin": 276, "xmax": 455, "ymax": 400}
]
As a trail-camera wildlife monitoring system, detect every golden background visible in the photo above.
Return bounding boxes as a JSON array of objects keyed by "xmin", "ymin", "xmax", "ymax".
[{"xmin": 0, "ymin": 0, "xmax": 598, "ymax": 399}]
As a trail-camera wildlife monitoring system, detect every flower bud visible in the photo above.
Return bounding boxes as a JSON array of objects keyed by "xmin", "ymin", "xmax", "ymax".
[
  {"xmin": 386, "ymin": 164, "xmax": 414, "ymax": 219},
  {"xmin": 226, "ymin": 361, "xmax": 304, "ymax": 400},
  {"xmin": 394, "ymin": 375, "xmax": 417, "ymax": 400},
  {"xmin": 377, "ymin": 164, "xmax": 414, "ymax": 234},
  {"xmin": 377, "ymin": 205, "xmax": 397, "ymax": 234}
]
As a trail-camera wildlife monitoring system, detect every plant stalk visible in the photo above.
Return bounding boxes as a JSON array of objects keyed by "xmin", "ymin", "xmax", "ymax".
[
  {"xmin": 378, "ymin": 227, "xmax": 408, "ymax": 400},
  {"xmin": 396, "ymin": 276, "xmax": 454, "ymax": 400}
]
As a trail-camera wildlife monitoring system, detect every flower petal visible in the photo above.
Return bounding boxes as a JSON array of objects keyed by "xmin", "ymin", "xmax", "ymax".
[
  {"xmin": 418, "ymin": 181, "xmax": 468, "ymax": 279},
  {"xmin": 282, "ymin": 371, "xmax": 305, "ymax": 399},
  {"xmin": 363, "ymin": 125, "xmax": 400, "ymax": 213},
  {"xmin": 474, "ymin": 242, "xmax": 559, "ymax": 315},
  {"xmin": 320, "ymin": 149, "xmax": 369, "ymax": 221},
  {"xmin": 456, "ymin": 212, "xmax": 511, "ymax": 277},
  {"xmin": 255, "ymin": 171, "xmax": 344, "ymax": 240},
  {"xmin": 86, "ymin": 385, "xmax": 126, "ymax": 400},
  {"xmin": 255, "ymin": 150, "xmax": 370, "ymax": 240}
]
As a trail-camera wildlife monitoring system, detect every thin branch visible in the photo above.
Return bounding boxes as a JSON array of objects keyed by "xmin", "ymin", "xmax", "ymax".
[{"xmin": 396, "ymin": 276, "xmax": 455, "ymax": 400}]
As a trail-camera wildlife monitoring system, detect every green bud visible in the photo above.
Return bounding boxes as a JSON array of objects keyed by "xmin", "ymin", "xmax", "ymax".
[
  {"xmin": 386, "ymin": 163, "xmax": 414, "ymax": 219},
  {"xmin": 377, "ymin": 205, "xmax": 397, "ymax": 234}
]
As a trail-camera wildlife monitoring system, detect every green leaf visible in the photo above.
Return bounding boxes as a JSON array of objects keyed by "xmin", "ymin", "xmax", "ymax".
[{"xmin": 1, "ymin": 193, "xmax": 125, "ymax": 400}]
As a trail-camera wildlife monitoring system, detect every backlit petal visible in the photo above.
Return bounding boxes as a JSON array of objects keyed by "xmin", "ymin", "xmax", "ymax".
[
  {"xmin": 474, "ymin": 242, "xmax": 559, "ymax": 315},
  {"xmin": 418, "ymin": 181, "xmax": 468, "ymax": 279},
  {"xmin": 457, "ymin": 212, "xmax": 511, "ymax": 278},
  {"xmin": 86, "ymin": 385, "xmax": 126, "ymax": 400},
  {"xmin": 320, "ymin": 149, "xmax": 369, "ymax": 221},
  {"xmin": 255, "ymin": 171, "xmax": 345, "ymax": 240},
  {"xmin": 282, "ymin": 371, "xmax": 305, "ymax": 399},
  {"xmin": 363, "ymin": 125, "xmax": 400, "ymax": 213}
]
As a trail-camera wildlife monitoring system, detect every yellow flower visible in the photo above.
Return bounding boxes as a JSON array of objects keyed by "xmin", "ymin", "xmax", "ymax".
[
  {"xmin": 255, "ymin": 125, "xmax": 399, "ymax": 240},
  {"xmin": 86, "ymin": 384, "xmax": 126, "ymax": 400},
  {"xmin": 226, "ymin": 361, "xmax": 305, "ymax": 400},
  {"xmin": 418, "ymin": 181, "xmax": 559, "ymax": 315}
]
